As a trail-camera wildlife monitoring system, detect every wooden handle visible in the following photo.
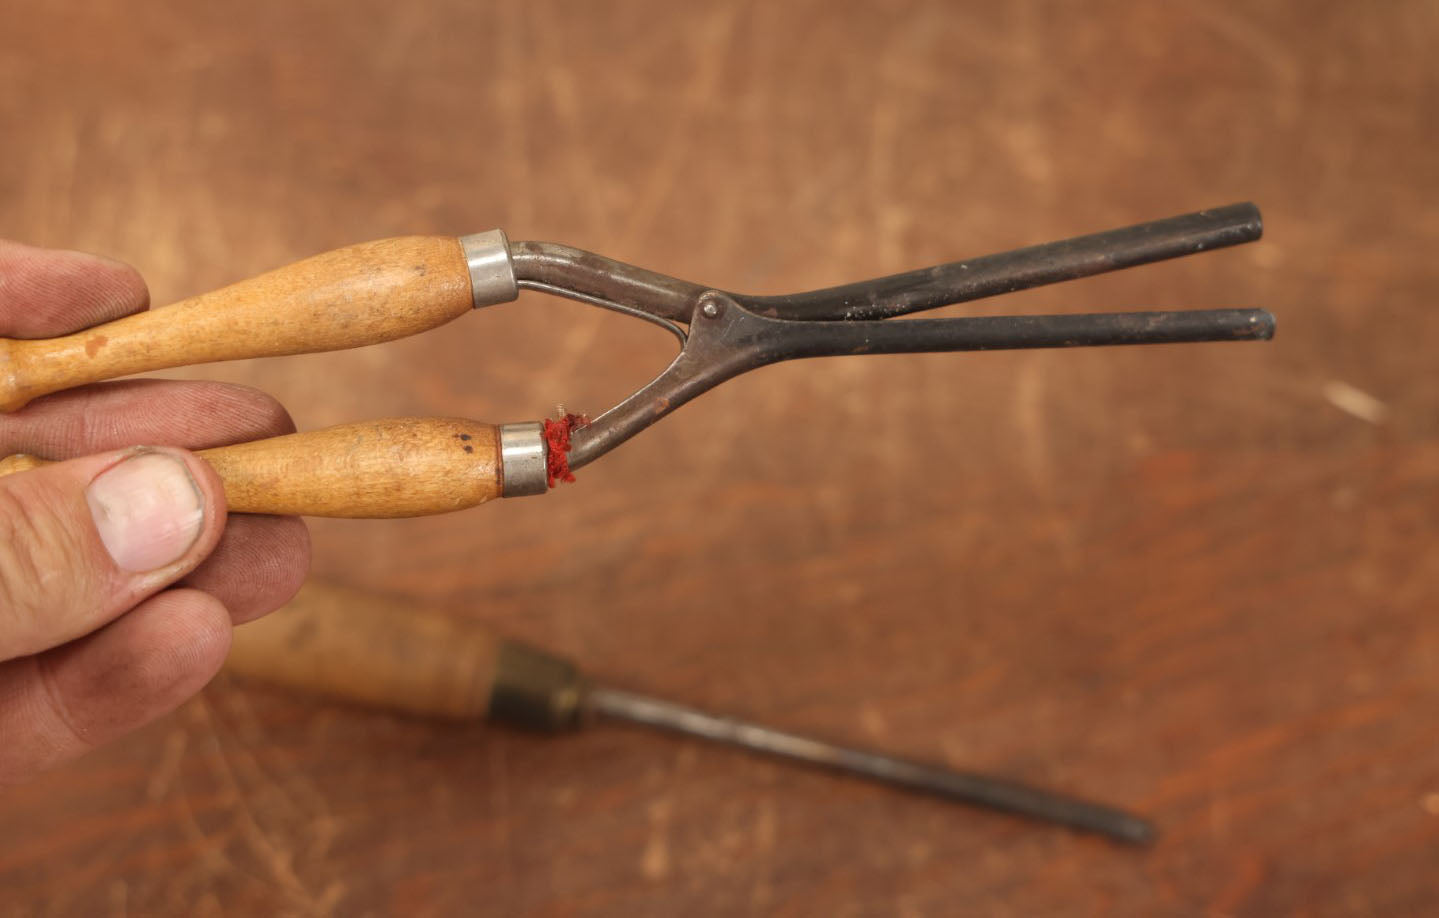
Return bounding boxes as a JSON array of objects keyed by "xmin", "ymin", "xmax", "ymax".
[
  {"xmin": 0, "ymin": 453, "xmax": 43, "ymax": 476},
  {"xmin": 0, "ymin": 417, "xmax": 504, "ymax": 518},
  {"xmin": 226, "ymin": 580, "xmax": 502, "ymax": 720},
  {"xmin": 0, "ymin": 236, "xmax": 474, "ymax": 411}
]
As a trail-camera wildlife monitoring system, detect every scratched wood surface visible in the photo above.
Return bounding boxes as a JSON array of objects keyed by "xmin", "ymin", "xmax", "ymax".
[{"xmin": 1, "ymin": 2, "xmax": 1436, "ymax": 915}]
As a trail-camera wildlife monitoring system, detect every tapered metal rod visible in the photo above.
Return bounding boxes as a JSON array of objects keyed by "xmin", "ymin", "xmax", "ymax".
[
  {"xmin": 567, "ymin": 304, "xmax": 1274, "ymax": 470},
  {"xmin": 774, "ymin": 307, "xmax": 1275, "ymax": 359},
  {"xmin": 736, "ymin": 202, "xmax": 1263, "ymax": 321},
  {"xmin": 586, "ymin": 685, "xmax": 1155, "ymax": 845}
]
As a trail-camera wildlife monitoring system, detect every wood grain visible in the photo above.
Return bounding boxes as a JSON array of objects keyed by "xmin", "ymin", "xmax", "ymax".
[
  {"xmin": 202, "ymin": 417, "xmax": 502, "ymax": 517},
  {"xmin": 0, "ymin": 236, "xmax": 474, "ymax": 411},
  {"xmin": 226, "ymin": 581, "xmax": 502, "ymax": 720},
  {"xmin": 0, "ymin": 1, "xmax": 1435, "ymax": 915},
  {"xmin": 0, "ymin": 453, "xmax": 42, "ymax": 476},
  {"xmin": 0, "ymin": 418, "xmax": 504, "ymax": 518}
]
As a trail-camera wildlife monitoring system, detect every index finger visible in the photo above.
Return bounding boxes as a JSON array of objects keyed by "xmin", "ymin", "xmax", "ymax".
[{"xmin": 0, "ymin": 240, "xmax": 149, "ymax": 338}]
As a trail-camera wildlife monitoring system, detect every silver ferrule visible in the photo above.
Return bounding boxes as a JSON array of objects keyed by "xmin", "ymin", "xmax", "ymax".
[
  {"xmin": 499, "ymin": 422, "xmax": 548, "ymax": 497},
  {"xmin": 459, "ymin": 229, "xmax": 519, "ymax": 308}
]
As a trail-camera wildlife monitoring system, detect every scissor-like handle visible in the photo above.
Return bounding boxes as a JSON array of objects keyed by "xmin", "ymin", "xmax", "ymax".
[
  {"xmin": 0, "ymin": 233, "xmax": 518, "ymax": 412},
  {"xmin": 0, "ymin": 205, "xmax": 1273, "ymax": 517},
  {"xmin": 196, "ymin": 417, "xmax": 507, "ymax": 516},
  {"xmin": 0, "ymin": 416, "xmax": 560, "ymax": 517}
]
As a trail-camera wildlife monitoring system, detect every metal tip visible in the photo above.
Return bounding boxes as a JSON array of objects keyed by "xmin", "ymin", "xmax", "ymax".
[
  {"xmin": 1252, "ymin": 308, "xmax": 1277, "ymax": 340},
  {"xmin": 1111, "ymin": 814, "xmax": 1159, "ymax": 846}
]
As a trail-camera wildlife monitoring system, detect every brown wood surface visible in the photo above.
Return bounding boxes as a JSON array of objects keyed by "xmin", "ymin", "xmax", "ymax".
[
  {"xmin": 200, "ymin": 417, "xmax": 501, "ymax": 518},
  {"xmin": 226, "ymin": 582, "xmax": 504, "ymax": 721},
  {"xmin": 0, "ymin": 417, "xmax": 504, "ymax": 518},
  {"xmin": 0, "ymin": 235, "xmax": 474, "ymax": 411},
  {"xmin": 0, "ymin": 1, "xmax": 1435, "ymax": 915}
]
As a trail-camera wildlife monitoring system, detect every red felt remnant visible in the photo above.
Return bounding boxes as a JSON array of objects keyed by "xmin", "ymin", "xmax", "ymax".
[{"xmin": 542, "ymin": 413, "xmax": 589, "ymax": 487}]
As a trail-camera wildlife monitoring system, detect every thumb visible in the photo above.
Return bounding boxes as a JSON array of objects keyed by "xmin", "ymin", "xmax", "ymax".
[{"xmin": 0, "ymin": 446, "xmax": 227, "ymax": 660}]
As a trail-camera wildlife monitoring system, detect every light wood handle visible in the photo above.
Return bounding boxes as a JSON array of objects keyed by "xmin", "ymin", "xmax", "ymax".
[
  {"xmin": 0, "ymin": 454, "xmax": 43, "ymax": 476},
  {"xmin": 226, "ymin": 580, "xmax": 502, "ymax": 720},
  {"xmin": 0, "ymin": 236, "xmax": 475, "ymax": 411},
  {"xmin": 0, "ymin": 417, "xmax": 504, "ymax": 518}
]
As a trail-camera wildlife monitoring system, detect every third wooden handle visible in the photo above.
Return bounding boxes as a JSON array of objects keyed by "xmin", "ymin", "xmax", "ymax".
[{"xmin": 226, "ymin": 580, "xmax": 503, "ymax": 719}]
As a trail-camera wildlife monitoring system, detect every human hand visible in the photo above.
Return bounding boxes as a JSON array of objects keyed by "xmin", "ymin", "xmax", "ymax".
[{"xmin": 0, "ymin": 241, "xmax": 310, "ymax": 785}]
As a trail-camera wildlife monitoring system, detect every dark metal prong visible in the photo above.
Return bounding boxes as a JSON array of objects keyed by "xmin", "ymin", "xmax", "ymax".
[
  {"xmin": 509, "ymin": 204, "xmax": 1262, "ymax": 327},
  {"xmin": 734, "ymin": 202, "xmax": 1263, "ymax": 321},
  {"xmin": 586, "ymin": 685, "xmax": 1155, "ymax": 844},
  {"xmin": 567, "ymin": 300, "xmax": 1273, "ymax": 470}
]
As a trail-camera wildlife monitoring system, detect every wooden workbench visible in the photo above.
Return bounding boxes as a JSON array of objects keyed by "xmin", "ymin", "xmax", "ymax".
[{"xmin": 1, "ymin": 2, "xmax": 1435, "ymax": 913}]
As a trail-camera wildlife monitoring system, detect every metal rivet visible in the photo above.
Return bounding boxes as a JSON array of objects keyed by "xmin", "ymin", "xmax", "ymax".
[{"xmin": 701, "ymin": 301, "xmax": 720, "ymax": 318}]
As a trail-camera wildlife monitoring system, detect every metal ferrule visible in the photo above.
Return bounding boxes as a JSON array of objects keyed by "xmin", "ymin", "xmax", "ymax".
[
  {"xmin": 489, "ymin": 641, "xmax": 585, "ymax": 731},
  {"xmin": 499, "ymin": 422, "xmax": 547, "ymax": 497},
  {"xmin": 459, "ymin": 229, "xmax": 519, "ymax": 308}
]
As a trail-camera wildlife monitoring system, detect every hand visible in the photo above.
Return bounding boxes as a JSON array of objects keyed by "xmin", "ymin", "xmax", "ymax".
[{"xmin": 0, "ymin": 241, "xmax": 311, "ymax": 785}]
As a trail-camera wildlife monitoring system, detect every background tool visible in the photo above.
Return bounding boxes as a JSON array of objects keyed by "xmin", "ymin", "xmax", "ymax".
[
  {"xmin": 0, "ymin": 205, "xmax": 1271, "ymax": 516},
  {"xmin": 226, "ymin": 581, "xmax": 1155, "ymax": 845}
]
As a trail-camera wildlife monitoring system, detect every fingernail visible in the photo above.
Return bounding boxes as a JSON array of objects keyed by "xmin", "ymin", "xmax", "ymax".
[{"xmin": 86, "ymin": 452, "xmax": 205, "ymax": 572}]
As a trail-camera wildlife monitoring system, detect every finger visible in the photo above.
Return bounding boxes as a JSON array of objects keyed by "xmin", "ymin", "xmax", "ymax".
[
  {"xmin": 0, "ymin": 589, "xmax": 229, "ymax": 787},
  {"xmin": 0, "ymin": 241, "xmax": 149, "ymax": 338},
  {"xmin": 0, "ymin": 381, "xmax": 311, "ymax": 628},
  {"xmin": 181, "ymin": 514, "xmax": 310, "ymax": 624},
  {"xmin": 0, "ymin": 446, "xmax": 226, "ymax": 661},
  {"xmin": 0, "ymin": 379, "xmax": 296, "ymax": 458}
]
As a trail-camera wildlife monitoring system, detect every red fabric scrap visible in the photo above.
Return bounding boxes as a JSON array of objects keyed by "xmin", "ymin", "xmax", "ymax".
[{"xmin": 542, "ymin": 413, "xmax": 589, "ymax": 487}]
